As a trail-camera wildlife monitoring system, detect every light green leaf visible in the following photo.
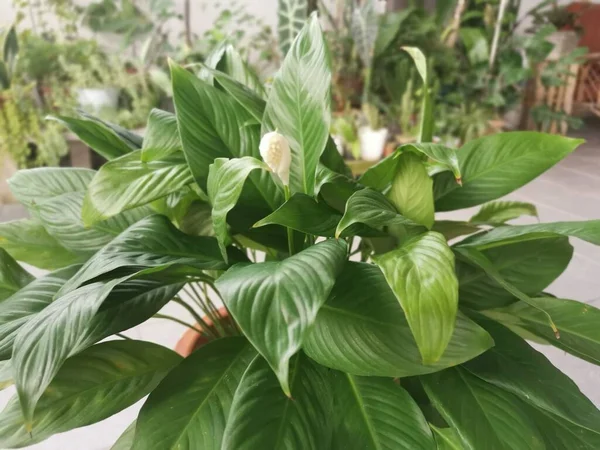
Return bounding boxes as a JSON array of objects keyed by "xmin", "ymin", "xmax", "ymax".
[
  {"xmin": 421, "ymin": 367, "xmax": 545, "ymax": 450},
  {"xmin": 351, "ymin": 0, "xmax": 378, "ymax": 69},
  {"xmin": 9, "ymin": 167, "xmax": 95, "ymax": 205},
  {"xmin": 278, "ymin": 0, "xmax": 308, "ymax": 55},
  {"xmin": 400, "ymin": 143, "xmax": 461, "ymax": 181},
  {"xmin": 263, "ymin": 13, "xmax": 331, "ymax": 196},
  {"xmin": 112, "ymin": 421, "xmax": 136, "ymax": 450},
  {"xmin": 336, "ymin": 188, "xmax": 419, "ymax": 238},
  {"xmin": 373, "ymin": 232, "xmax": 458, "ymax": 363},
  {"xmin": 432, "ymin": 221, "xmax": 481, "ymax": 241},
  {"xmin": 222, "ymin": 354, "xmax": 333, "ymax": 450},
  {"xmin": 0, "ymin": 249, "xmax": 32, "ymax": 301},
  {"xmin": 132, "ymin": 337, "xmax": 255, "ymax": 450},
  {"xmin": 1, "ymin": 340, "xmax": 180, "ymax": 448},
  {"xmin": 304, "ymin": 263, "xmax": 493, "ymax": 376},
  {"xmin": 430, "ymin": 425, "xmax": 465, "ymax": 450},
  {"xmin": 211, "ymin": 68, "xmax": 266, "ymax": 122},
  {"xmin": 0, "ymin": 360, "xmax": 12, "ymax": 390},
  {"xmin": 220, "ymin": 45, "xmax": 266, "ymax": 97},
  {"xmin": 216, "ymin": 239, "xmax": 347, "ymax": 395},
  {"xmin": 402, "ymin": 46, "xmax": 433, "ymax": 143},
  {"xmin": 0, "ymin": 219, "xmax": 81, "ymax": 270},
  {"xmin": 434, "ymin": 133, "xmax": 584, "ymax": 211},
  {"xmin": 470, "ymin": 200, "xmax": 538, "ymax": 224},
  {"xmin": 178, "ymin": 200, "xmax": 214, "ymax": 236},
  {"xmin": 82, "ymin": 150, "xmax": 194, "ymax": 225},
  {"xmin": 387, "ymin": 152, "xmax": 434, "ymax": 229},
  {"xmin": 330, "ymin": 372, "xmax": 436, "ymax": 450},
  {"xmin": 141, "ymin": 109, "xmax": 181, "ymax": 161}
]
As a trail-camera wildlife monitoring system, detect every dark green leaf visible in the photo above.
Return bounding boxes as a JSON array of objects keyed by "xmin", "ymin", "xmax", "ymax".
[
  {"xmin": 278, "ymin": 0, "xmax": 308, "ymax": 55},
  {"xmin": 432, "ymin": 221, "xmax": 481, "ymax": 241},
  {"xmin": 403, "ymin": 47, "xmax": 434, "ymax": 143},
  {"xmin": 430, "ymin": 425, "xmax": 464, "ymax": 450},
  {"xmin": 112, "ymin": 421, "xmax": 136, "ymax": 450},
  {"xmin": 78, "ymin": 111, "xmax": 143, "ymax": 149},
  {"xmin": 374, "ymin": 8, "xmax": 414, "ymax": 56},
  {"xmin": 0, "ymin": 249, "xmax": 32, "ymax": 301},
  {"xmin": 470, "ymin": 200, "xmax": 538, "ymax": 224},
  {"xmin": 400, "ymin": 143, "xmax": 461, "ymax": 181},
  {"xmin": 211, "ymin": 68, "xmax": 266, "ymax": 122},
  {"xmin": 141, "ymin": 109, "xmax": 181, "ymax": 161}
]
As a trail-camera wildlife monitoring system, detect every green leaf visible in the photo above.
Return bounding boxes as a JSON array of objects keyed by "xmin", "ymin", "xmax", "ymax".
[
  {"xmin": 336, "ymin": 188, "xmax": 419, "ymax": 238},
  {"xmin": 387, "ymin": 152, "xmax": 435, "ymax": 229},
  {"xmin": 374, "ymin": 8, "xmax": 414, "ymax": 57},
  {"xmin": 402, "ymin": 46, "xmax": 434, "ymax": 143},
  {"xmin": 430, "ymin": 425, "xmax": 465, "ymax": 450},
  {"xmin": 402, "ymin": 143, "xmax": 461, "ymax": 181},
  {"xmin": 278, "ymin": 0, "xmax": 308, "ymax": 55},
  {"xmin": 263, "ymin": 13, "xmax": 331, "ymax": 196},
  {"xmin": 0, "ymin": 248, "xmax": 32, "ymax": 301},
  {"xmin": 0, "ymin": 219, "xmax": 81, "ymax": 270},
  {"xmin": 463, "ymin": 317, "xmax": 600, "ymax": 436},
  {"xmin": 359, "ymin": 152, "xmax": 401, "ymax": 192},
  {"xmin": 78, "ymin": 111, "xmax": 143, "ymax": 149},
  {"xmin": 211, "ymin": 68, "xmax": 266, "ymax": 122},
  {"xmin": 0, "ymin": 340, "xmax": 180, "ymax": 447},
  {"xmin": 457, "ymin": 237, "xmax": 573, "ymax": 310},
  {"xmin": 470, "ymin": 200, "xmax": 538, "ymax": 224},
  {"xmin": 432, "ymin": 221, "xmax": 481, "ymax": 240},
  {"xmin": 434, "ymin": 133, "xmax": 583, "ymax": 211},
  {"xmin": 421, "ymin": 367, "xmax": 545, "ymax": 450},
  {"xmin": 330, "ymin": 372, "xmax": 436, "ymax": 449},
  {"xmin": 82, "ymin": 150, "xmax": 194, "ymax": 225},
  {"xmin": 0, "ymin": 360, "xmax": 12, "ymax": 390},
  {"xmin": 0, "ymin": 264, "xmax": 80, "ymax": 360},
  {"xmin": 373, "ymin": 232, "xmax": 458, "ymax": 363},
  {"xmin": 132, "ymin": 337, "xmax": 255, "ymax": 450},
  {"xmin": 216, "ymin": 239, "xmax": 347, "ymax": 395},
  {"xmin": 304, "ymin": 263, "xmax": 493, "ymax": 376},
  {"xmin": 112, "ymin": 421, "xmax": 136, "ymax": 450},
  {"xmin": 141, "ymin": 109, "xmax": 181, "ymax": 161},
  {"xmin": 49, "ymin": 115, "xmax": 135, "ymax": 160},
  {"xmin": 221, "ymin": 353, "xmax": 333, "ymax": 450},
  {"xmin": 351, "ymin": 0, "xmax": 378, "ymax": 69},
  {"xmin": 483, "ymin": 296, "xmax": 600, "ymax": 366},
  {"xmin": 207, "ymin": 157, "xmax": 277, "ymax": 261},
  {"xmin": 457, "ymin": 220, "xmax": 600, "ymax": 249},
  {"xmin": 219, "ymin": 45, "xmax": 266, "ymax": 97}
]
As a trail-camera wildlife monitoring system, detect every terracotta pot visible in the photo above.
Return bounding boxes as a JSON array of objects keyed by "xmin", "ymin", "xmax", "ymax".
[{"xmin": 174, "ymin": 307, "xmax": 229, "ymax": 357}]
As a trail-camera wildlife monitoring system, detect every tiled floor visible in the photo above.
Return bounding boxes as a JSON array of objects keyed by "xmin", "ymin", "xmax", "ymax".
[{"xmin": 0, "ymin": 122, "xmax": 599, "ymax": 449}]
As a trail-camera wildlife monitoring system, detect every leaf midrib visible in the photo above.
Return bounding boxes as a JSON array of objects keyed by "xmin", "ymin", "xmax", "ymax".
[{"xmin": 347, "ymin": 374, "xmax": 382, "ymax": 450}]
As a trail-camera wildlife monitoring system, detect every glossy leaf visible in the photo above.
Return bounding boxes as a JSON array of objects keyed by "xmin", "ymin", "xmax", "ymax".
[
  {"xmin": 401, "ymin": 143, "xmax": 461, "ymax": 181},
  {"xmin": 82, "ymin": 150, "xmax": 194, "ymax": 225},
  {"xmin": 0, "ymin": 340, "xmax": 180, "ymax": 447},
  {"xmin": 421, "ymin": 367, "xmax": 545, "ymax": 450},
  {"xmin": 0, "ymin": 219, "xmax": 81, "ymax": 270},
  {"xmin": 430, "ymin": 426, "xmax": 464, "ymax": 450},
  {"xmin": 304, "ymin": 263, "xmax": 493, "ymax": 376},
  {"xmin": 374, "ymin": 232, "xmax": 458, "ymax": 363},
  {"xmin": 330, "ymin": 372, "xmax": 435, "ymax": 450},
  {"xmin": 432, "ymin": 221, "xmax": 480, "ymax": 241},
  {"xmin": 216, "ymin": 239, "xmax": 347, "ymax": 395},
  {"xmin": 0, "ymin": 249, "xmax": 32, "ymax": 301},
  {"xmin": 403, "ymin": 46, "xmax": 433, "ymax": 143},
  {"xmin": 141, "ymin": 109, "xmax": 181, "ymax": 161},
  {"xmin": 359, "ymin": 153, "xmax": 400, "ymax": 192},
  {"xmin": 133, "ymin": 338, "xmax": 255, "ymax": 450},
  {"xmin": 434, "ymin": 133, "xmax": 583, "ymax": 211},
  {"xmin": 211, "ymin": 68, "xmax": 266, "ymax": 122},
  {"xmin": 77, "ymin": 111, "xmax": 143, "ymax": 149},
  {"xmin": 387, "ymin": 152, "xmax": 434, "ymax": 229},
  {"xmin": 263, "ymin": 13, "xmax": 331, "ymax": 196},
  {"xmin": 220, "ymin": 44, "xmax": 265, "ymax": 96},
  {"xmin": 336, "ymin": 188, "xmax": 419, "ymax": 238},
  {"xmin": 112, "ymin": 421, "xmax": 136, "ymax": 450},
  {"xmin": 221, "ymin": 354, "xmax": 333, "ymax": 450},
  {"xmin": 278, "ymin": 0, "xmax": 308, "ymax": 55},
  {"xmin": 470, "ymin": 200, "xmax": 538, "ymax": 224}
]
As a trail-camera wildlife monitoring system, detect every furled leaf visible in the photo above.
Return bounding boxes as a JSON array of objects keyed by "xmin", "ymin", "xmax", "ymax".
[
  {"xmin": 216, "ymin": 239, "xmax": 347, "ymax": 395},
  {"xmin": 336, "ymin": 188, "xmax": 419, "ymax": 238},
  {"xmin": 263, "ymin": 13, "xmax": 331, "ymax": 196},
  {"xmin": 387, "ymin": 152, "xmax": 435, "ymax": 229},
  {"xmin": 0, "ymin": 340, "xmax": 180, "ymax": 447},
  {"xmin": 221, "ymin": 354, "xmax": 333, "ymax": 450},
  {"xmin": 373, "ymin": 232, "xmax": 458, "ymax": 363},
  {"xmin": 132, "ymin": 338, "xmax": 255, "ymax": 450},
  {"xmin": 141, "ymin": 109, "xmax": 181, "ymax": 161},
  {"xmin": 82, "ymin": 150, "xmax": 194, "ymax": 225},
  {"xmin": 421, "ymin": 367, "xmax": 545, "ymax": 450},
  {"xmin": 330, "ymin": 372, "xmax": 436, "ymax": 449},
  {"xmin": 470, "ymin": 200, "xmax": 538, "ymax": 224},
  {"xmin": 434, "ymin": 133, "xmax": 583, "ymax": 211},
  {"xmin": 0, "ymin": 249, "xmax": 32, "ymax": 301},
  {"xmin": 403, "ymin": 46, "xmax": 433, "ymax": 142},
  {"xmin": 304, "ymin": 263, "xmax": 493, "ymax": 376},
  {"xmin": 278, "ymin": 0, "xmax": 308, "ymax": 55},
  {"xmin": 0, "ymin": 219, "xmax": 81, "ymax": 270}
]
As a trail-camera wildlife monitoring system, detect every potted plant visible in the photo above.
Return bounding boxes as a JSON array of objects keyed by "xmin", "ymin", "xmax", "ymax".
[
  {"xmin": 530, "ymin": 0, "xmax": 582, "ymax": 60},
  {"xmin": 0, "ymin": 13, "xmax": 599, "ymax": 450}
]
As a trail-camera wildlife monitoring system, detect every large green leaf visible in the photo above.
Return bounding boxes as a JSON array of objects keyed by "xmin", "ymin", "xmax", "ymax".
[
  {"xmin": 132, "ymin": 337, "xmax": 255, "ymax": 450},
  {"xmin": 0, "ymin": 219, "xmax": 81, "ymax": 270},
  {"xmin": 9, "ymin": 167, "xmax": 95, "ymax": 205},
  {"xmin": 387, "ymin": 152, "xmax": 434, "ymax": 229},
  {"xmin": 430, "ymin": 426, "xmax": 465, "ymax": 450},
  {"xmin": 469, "ymin": 200, "xmax": 538, "ymax": 224},
  {"xmin": 304, "ymin": 263, "xmax": 493, "ymax": 376},
  {"xmin": 457, "ymin": 237, "xmax": 573, "ymax": 310},
  {"xmin": 219, "ymin": 44, "xmax": 266, "ymax": 97},
  {"xmin": 0, "ymin": 340, "xmax": 180, "ymax": 447},
  {"xmin": 432, "ymin": 221, "xmax": 481, "ymax": 241},
  {"xmin": 373, "ymin": 232, "xmax": 458, "ymax": 363},
  {"xmin": 330, "ymin": 372, "xmax": 436, "ymax": 449},
  {"xmin": 0, "ymin": 249, "xmax": 32, "ymax": 301},
  {"xmin": 457, "ymin": 220, "xmax": 600, "ymax": 249},
  {"xmin": 484, "ymin": 296, "xmax": 600, "ymax": 365},
  {"xmin": 421, "ymin": 367, "xmax": 545, "ymax": 450},
  {"xmin": 464, "ymin": 318, "xmax": 600, "ymax": 436},
  {"xmin": 263, "ymin": 13, "xmax": 331, "ymax": 196},
  {"xmin": 216, "ymin": 239, "xmax": 347, "ymax": 395},
  {"xmin": 403, "ymin": 46, "xmax": 434, "ymax": 143},
  {"xmin": 78, "ymin": 111, "xmax": 143, "ymax": 149},
  {"xmin": 141, "ymin": 109, "xmax": 181, "ymax": 162},
  {"xmin": 211, "ymin": 68, "xmax": 266, "ymax": 122},
  {"xmin": 434, "ymin": 133, "xmax": 583, "ymax": 211},
  {"xmin": 278, "ymin": 0, "xmax": 308, "ymax": 55},
  {"xmin": 336, "ymin": 188, "xmax": 419, "ymax": 238},
  {"xmin": 221, "ymin": 354, "xmax": 333, "ymax": 450},
  {"xmin": 82, "ymin": 150, "xmax": 194, "ymax": 225},
  {"xmin": 0, "ymin": 264, "xmax": 80, "ymax": 360}
]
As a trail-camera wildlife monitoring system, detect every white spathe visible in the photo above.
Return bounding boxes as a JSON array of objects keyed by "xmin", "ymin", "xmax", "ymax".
[
  {"xmin": 259, "ymin": 131, "xmax": 292, "ymax": 186},
  {"xmin": 359, "ymin": 126, "xmax": 388, "ymax": 162}
]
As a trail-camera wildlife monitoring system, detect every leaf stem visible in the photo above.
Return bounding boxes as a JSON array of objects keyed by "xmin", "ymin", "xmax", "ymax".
[
  {"xmin": 284, "ymin": 185, "xmax": 295, "ymax": 256},
  {"xmin": 173, "ymin": 296, "xmax": 219, "ymax": 339},
  {"xmin": 153, "ymin": 313, "xmax": 205, "ymax": 334}
]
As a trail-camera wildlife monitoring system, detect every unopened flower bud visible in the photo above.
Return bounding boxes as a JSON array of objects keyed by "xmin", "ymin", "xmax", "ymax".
[{"xmin": 259, "ymin": 131, "xmax": 291, "ymax": 186}]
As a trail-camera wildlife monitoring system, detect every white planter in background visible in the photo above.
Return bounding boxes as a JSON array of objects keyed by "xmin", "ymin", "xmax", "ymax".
[
  {"xmin": 77, "ymin": 87, "xmax": 120, "ymax": 114},
  {"xmin": 359, "ymin": 126, "xmax": 388, "ymax": 161},
  {"xmin": 546, "ymin": 31, "xmax": 579, "ymax": 61}
]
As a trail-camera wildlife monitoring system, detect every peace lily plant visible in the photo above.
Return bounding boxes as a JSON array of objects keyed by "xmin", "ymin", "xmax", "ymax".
[{"xmin": 0, "ymin": 13, "xmax": 598, "ymax": 449}]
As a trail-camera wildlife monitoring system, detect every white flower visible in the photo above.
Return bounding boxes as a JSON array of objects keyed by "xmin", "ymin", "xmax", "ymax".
[{"xmin": 259, "ymin": 131, "xmax": 291, "ymax": 186}]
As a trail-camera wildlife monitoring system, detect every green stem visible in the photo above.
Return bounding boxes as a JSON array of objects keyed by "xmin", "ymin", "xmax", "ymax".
[
  {"xmin": 115, "ymin": 333, "xmax": 131, "ymax": 340},
  {"xmin": 153, "ymin": 313, "xmax": 205, "ymax": 334},
  {"xmin": 173, "ymin": 297, "xmax": 219, "ymax": 339},
  {"xmin": 284, "ymin": 185, "xmax": 295, "ymax": 256}
]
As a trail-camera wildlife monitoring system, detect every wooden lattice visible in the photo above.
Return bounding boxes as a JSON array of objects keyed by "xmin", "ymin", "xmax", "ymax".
[{"xmin": 575, "ymin": 53, "xmax": 600, "ymax": 116}]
